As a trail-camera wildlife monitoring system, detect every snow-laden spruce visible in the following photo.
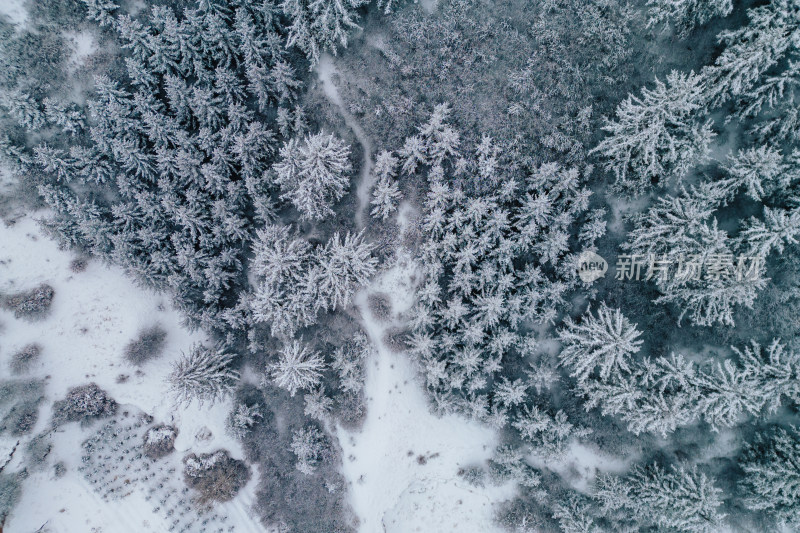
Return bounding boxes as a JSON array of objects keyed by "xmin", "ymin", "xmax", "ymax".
[
  {"xmin": 290, "ymin": 425, "xmax": 329, "ymax": 474},
  {"xmin": 168, "ymin": 343, "xmax": 239, "ymax": 406},
  {"xmin": 579, "ymin": 339, "xmax": 800, "ymax": 436},
  {"xmin": 250, "ymin": 225, "xmax": 377, "ymax": 337},
  {"xmin": 596, "ymin": 464, "xmax": 726, "ymax": 533},
  {"xmin": 646, "ymin": 0, "xmax": 732, "ymax": 37},
  {"xmin": 591, "ymin": 70, "xmax": 714, "ymax": 194},
  {"xmin": 273, "ymin": 132, "xmax": 353, "ymax": 221},
  {"xmin": 281, "ymin": 0, "xmax": 367, "ymax": 64},
  {"xmin": 624, "ymin": 181, "xmax": 768, "ymax": 327},
  {"xmin": 227, "ymin": 403, "xmax": 263, "ymax": 439},
  {"xmin": 739, "ymin": 426, "xmax": 800, "ymax": 529},
  {"xmin": 370, "ymin": 150, "xmax": 402, "ymax": 220},
  {"xmin": 265, "ymin": 339, "xmax": 325, "ymax": 397},
  {"xmin": 558, "ymin": 304, "xmax": 643, "ymax": 383}
]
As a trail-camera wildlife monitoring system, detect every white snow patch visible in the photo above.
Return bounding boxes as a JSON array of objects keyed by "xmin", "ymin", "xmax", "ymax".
[
  {"xmin": 337, "ymin": 259, "xmax": 516, "ymax": 533},
  {"xmin": 64, "ymin": 31, "xmax": 97, "ymax": 73},
  {"xmin": 0, "ymin": 0, "xmax": 27, "ymax": 27},
  {"xmin": 416, "ymin": 0, "xmax": 438, "ymax": 14}
]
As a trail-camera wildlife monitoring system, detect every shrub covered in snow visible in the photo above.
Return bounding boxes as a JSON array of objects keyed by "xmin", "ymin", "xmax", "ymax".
[
  {"xmin": 124, "ymin": 325, "xmax": 167, "ymax": 366},
  {"xmin": 183, "ymin": 449, "xmax": 250, "ymax": 503},
  {"xmin": 9, "ymin": 343, "xmax": 41, "ymax": 375},
  {"xmin": 51, "ymin": 383, "xmax": 117, "ymax": 426},
  {"xmin": 227, "ymin": 403, "xmax": 263, "ymax": 440},
  {"xmin": 142, "ymin": 424, "xmax": 178, "ymax": 460},
  {"xmin": 290, "ymin": 426, "xmax": 331, "ymax": 475},
  {"xmin": 2, "ymin": 283, "xmax": 54, "ymax": 319}
]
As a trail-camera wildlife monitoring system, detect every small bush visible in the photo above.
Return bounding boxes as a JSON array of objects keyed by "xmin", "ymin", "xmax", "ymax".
[
  {"xmin": 51, "ymin": 383, "xmax": 117, "ymax": 426},
  {"xmin": 53, "ymin": 461, "xmax": 67, "ymax": 478},
  {"xmin": 0, "ymin": 379, "xmax": 45, "ymax": 436},
  {"xmin": 458, "ymin": 465, "xmax": 486, "ymax": 488},
  {"xmin": 142, "ymin": 424, "xmax": 178, "ymax": 459},
  {"xmin": 2, "ymin": 284, "xmax": 55, "ymax": 319},
  {"xmin": 69, "ymin": 257, "xmax": 88, "ymax": 273},
  {"xmin": 382, "ymin": 327, "xmax": 409, "ymax": 353},
  {"xmin": 183, "ymin": 449, "xmax": 250, "ymax": 503},
  {"xmin": 25, "ymin": 433, "xmax": 52, "ymax": 471},
  {"xmin": 10, "ymin": 343, "xmax": 41, "ymax": 374},
  {"xmin": 367, "ymin": 292, "xmax": 392, "ymax": 322},
  {"xmin": 0, "ymin": 471, "xmax": 26, "ymax": 525},
  {"xmin": 124, "ymin": 325, "xmax": 167, "ymax": 366},
  {"xmin": 1, "ymin": 401, "xmax": 39, "ymax": 435}
]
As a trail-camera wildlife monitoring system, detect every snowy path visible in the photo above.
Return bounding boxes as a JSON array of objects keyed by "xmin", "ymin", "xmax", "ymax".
[
  {"xmin": 316, "ymin": 54, "xmax": 374, "ymax": 229},
  {"xmin": 336, "ymin": 206, "xmax": 516, "ymax": 533}
]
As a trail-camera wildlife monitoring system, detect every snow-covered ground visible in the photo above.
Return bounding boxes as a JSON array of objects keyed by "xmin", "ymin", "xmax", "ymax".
[
  {"xmin": 338, "ymin": 234, "xmax": 517, "ymax": 532},
  {"xmin": 0, "ymin": 213, "xmax": 266, "ymax": 533}
]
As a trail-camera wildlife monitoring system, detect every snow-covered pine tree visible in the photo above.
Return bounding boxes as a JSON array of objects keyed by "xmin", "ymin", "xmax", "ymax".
[
  {"xmin": 331, "ymin": 332, "xmax": 373, "ymax": 394},
  {"xmin": 370, "ymin": 150, "xmax": 402, "ymax": 220},
  {"xmin": 168, "ymin": 343, "xmax": 239, "ymax": 406},
  {"xmin": 558, "ymin": 305, "xmax": 643, "ymax": 383},
  {"xmin": 304, "ymin": 386, "xmax": 334, "ymax": 421},
  {"xmin": 314, "ymin": 231, "xmax": 378, "ymax": 311},
  {"xmin": 227, "ymin": 403, "xmax": 263, "ymax": 439},
  {"xmin": 251, "ymin": 226, "xmax": 376, "ymax": 336},
  {"xmin": 738, "ymin": 206, "xmax": 800, "ymax": 258},
  {"xmin": 590, "ymin": 70, "xmax": 713, "ymax": 193},
  {"xmin": 552, "ymin": 495, "xmax": 603, "ymax": 533},
  {"xmin": 511, "ymin": 405, "xmax": 591, "ymax": 460},
  {"xmin": 290, "ymin": 425, "xmax": 329, "ymax": 474},
  {"xmin": 739, "ymin": 426, "xmax": 800, "ymax": 528},
  {"xmin": 723, "ymin": 145, "xmax": 787, "ymax": 201},
  {"xmin": 623, "ymin": 182, "xmax": 770, "ymax": 327},
  {"xmin": 266, "ymin": 339, "xmax": 325, "ymax": 397},
  {"xmin": 580, "ymin": 339, "xmax": 800, "ymax": 435},
  {"xmin": 273, "ymin": 132, "xmax": 352, "ymax": 220},
  {"xmin": 646, "ymin": 0, "xmax": 732, "ymax": 37},
  {"xmin": 627, "ymin": 464, "xmax": 726, "ymax": 533},
  {"xmin": 703, "ymin": 0, "xmax": 800, "ymax": 108},
  {"xmin": 281, "ymin": 0, "xmax": 368, "ymax": 64}
]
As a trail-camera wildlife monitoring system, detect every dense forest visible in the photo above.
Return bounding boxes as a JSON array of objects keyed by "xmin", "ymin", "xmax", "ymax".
[{"xmin": 1, "ymin": 0, "xmax": 799, "ymax": 531}]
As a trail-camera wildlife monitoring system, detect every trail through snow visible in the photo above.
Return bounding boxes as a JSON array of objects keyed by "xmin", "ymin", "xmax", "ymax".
[
  {"xmin": 316, "ymin": 54, "xmax": 375, "ymax": 229},
  {"xmin": 337, "ymin": 205, "xmax": 517, "ymax": 533}
]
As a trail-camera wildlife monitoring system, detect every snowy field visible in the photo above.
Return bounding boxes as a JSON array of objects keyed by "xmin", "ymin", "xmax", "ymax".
[{"xmin": 0, "ymin": 213, "xmax": 264, "ymax": 533}]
